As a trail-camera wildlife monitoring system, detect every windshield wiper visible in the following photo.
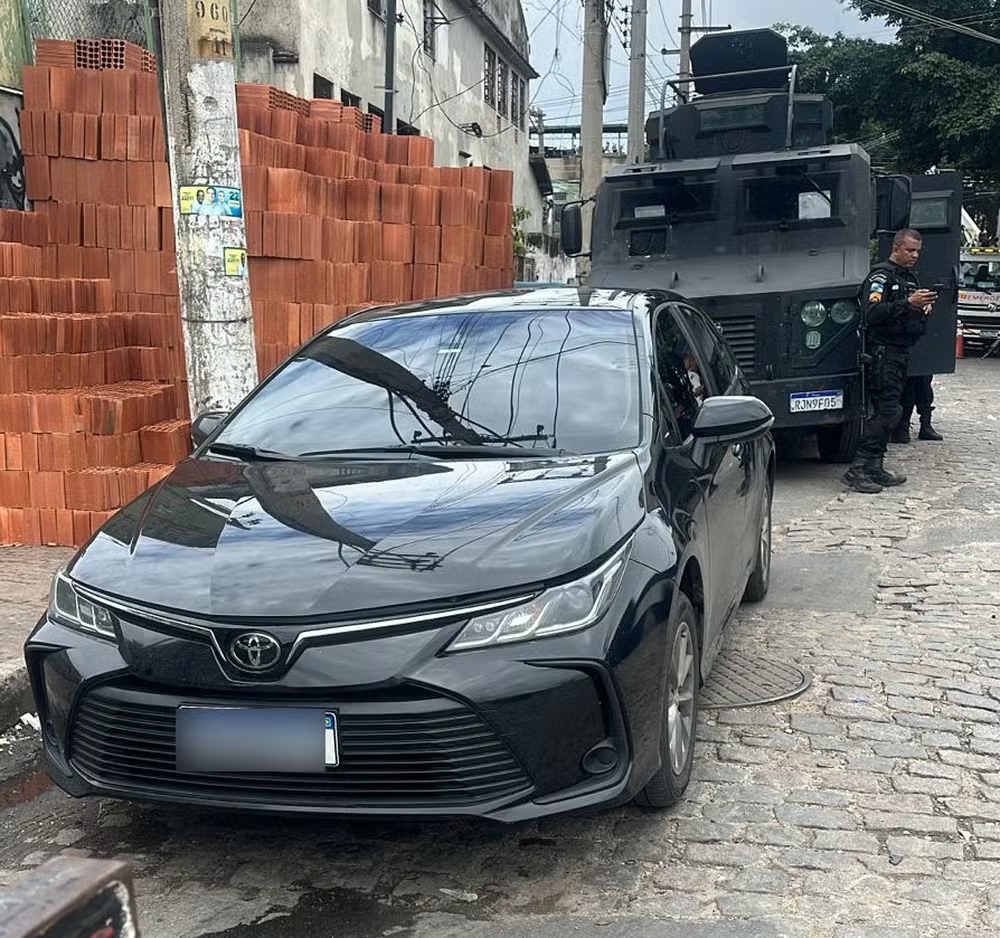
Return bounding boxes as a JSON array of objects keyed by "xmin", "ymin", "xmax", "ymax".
[
  {"xmin": 297, "ymin": 445, "xmax": 576, "ymax": 459},
  {"xmin": 206, "ymin": 442, "xmax": 295, "ymax": 461}
]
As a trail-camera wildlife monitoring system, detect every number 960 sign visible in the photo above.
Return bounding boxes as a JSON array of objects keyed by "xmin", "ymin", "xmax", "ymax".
[{"xmin": 189, "ymin": 0, "xmax": 233, "ymax": 58}]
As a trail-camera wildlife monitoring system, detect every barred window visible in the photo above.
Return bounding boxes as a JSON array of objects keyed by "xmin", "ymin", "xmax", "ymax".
[
  {"xmin": 510, "ymin": 72, "xmax": 519, "ymax": 128},
  {"xmin": 484, "ymin": 45, "xmax": 497, "ymax": 107},
  {"xmin": 519, "ymin": 78, "xmax": 527, "ymax": 128},
  {"xmin": 498, "ymin": 60, "xmax": 509, "ymax": 117}
]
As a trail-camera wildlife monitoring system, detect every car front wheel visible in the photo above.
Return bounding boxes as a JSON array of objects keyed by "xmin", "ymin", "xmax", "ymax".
[
  {"xmin": 635, "ymin": 592, "xmax": 699, "ymax": 809},
  {"xmin": 743, "ymin": 479, "xmax": 772, "ymax": 603}
]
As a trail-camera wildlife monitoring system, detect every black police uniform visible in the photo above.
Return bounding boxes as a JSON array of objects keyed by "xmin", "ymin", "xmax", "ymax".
[{"xmin": 844, "ymin": 260, "xmax": 928, "ymax": 491}]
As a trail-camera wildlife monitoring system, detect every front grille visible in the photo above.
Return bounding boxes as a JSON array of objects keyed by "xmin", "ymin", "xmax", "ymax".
[
  {"xmin": 959, "ymin": 314, "xmax": 1000, "ymax": 333},
  {"xmin": 716, "ymin": 315, "xmax": 756, "ymax": 375},
  {"xmin": 69, "ymin": 684, "xmax": 532, "ymax": 808}
]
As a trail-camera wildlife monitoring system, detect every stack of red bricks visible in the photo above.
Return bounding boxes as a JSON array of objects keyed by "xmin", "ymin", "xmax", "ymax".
[
  {"xmin": 1, "ymin": 49, "xmax": 516, "ymax": 548},
  {"xmin": 237, "ymin": 83, "xmax": 516, "ymax": 375},
  {"xmin": 0, "ymin": 40, "xmax": 191, "ymax": 547}
]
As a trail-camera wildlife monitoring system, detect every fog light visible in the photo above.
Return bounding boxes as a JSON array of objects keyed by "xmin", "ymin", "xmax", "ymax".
[
  {"xmin": 582, "ymin": 741, "xmax": 619, "ymax": 775},
  {"xmin": 805, "ymin": 330, "xmax": 822, "ymax": 350}
]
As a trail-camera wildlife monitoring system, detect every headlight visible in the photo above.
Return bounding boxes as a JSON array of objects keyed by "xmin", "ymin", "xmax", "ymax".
[
  {"xmin": 800, "ymin": 301, "xmax": 827, "ymax": 327},
  {"xmin": 49, "ymin": 570, "xmax": 118, "ymax": 639},
  {"xmin": 830, "ymin": 300, "xmax": 857, "ymax": 325},
  {"xmin": 447, "ymin": 540, "xmax": 633, "ymax": 651}
]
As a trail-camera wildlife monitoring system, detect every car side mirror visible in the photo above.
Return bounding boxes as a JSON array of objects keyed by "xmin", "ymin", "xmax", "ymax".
[
  {"xmin": 691, "ymin": 396, "xmax": 773, "ymax": 465},
  {"xmin": 560, "ymin": 204, "xmax": 583, "ymax": 256},
  {"xmin": 191, "ymin": 410, "xmax": 228, "ymax": 448}
]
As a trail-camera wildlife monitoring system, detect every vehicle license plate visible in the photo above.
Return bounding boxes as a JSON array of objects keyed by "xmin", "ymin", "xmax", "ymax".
[
  {"xmin": 789, "ymin": 390, "xmax": 844, "ymax": 413},
  {"xmin": 175, "ymin": 707, "xmax": 339, "ymax": 772}
]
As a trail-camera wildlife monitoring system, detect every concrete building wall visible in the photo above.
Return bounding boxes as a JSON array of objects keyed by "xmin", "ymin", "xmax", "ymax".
[
  {"xmin": 240, "ymin": 0, "xmax": 544, "ymax": 232},
  {"xmin": 0, "ymin": 0, "xmax": 30, "ymax": 89}
]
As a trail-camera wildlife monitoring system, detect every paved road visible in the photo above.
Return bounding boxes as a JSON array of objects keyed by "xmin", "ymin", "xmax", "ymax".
[{"xmin": 2, "ymin": 360, "xmax": 999, "ymax": 938}]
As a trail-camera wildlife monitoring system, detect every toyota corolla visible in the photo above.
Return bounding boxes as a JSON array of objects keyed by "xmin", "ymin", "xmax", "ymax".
[{"xmin": 25, "ymin": 288, "xmax": 774, "ymax": 821}]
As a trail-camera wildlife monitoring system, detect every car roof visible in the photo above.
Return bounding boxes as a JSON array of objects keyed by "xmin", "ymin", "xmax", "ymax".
[{"xmin": 342, "ymin": 287, "xmax": 687, "ymax": 324}]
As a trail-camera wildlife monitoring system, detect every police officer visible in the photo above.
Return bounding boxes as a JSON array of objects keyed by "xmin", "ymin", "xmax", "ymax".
[
  {"xmin": 893, "ymin": 374, "xmax": 943, "ymax": 443},
  {"xmin": 843, "ymin": 228, "xmax": 937, "ymax": 494}
]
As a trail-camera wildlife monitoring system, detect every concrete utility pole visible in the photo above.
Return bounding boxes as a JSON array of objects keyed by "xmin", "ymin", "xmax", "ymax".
[
  {"xmin": 679, "ymin": 0, "xmax": 693, "ymax": 102},
  {"xmin": 383, "ymin": 0, "xmax": 397, "ymax": 133},
  {"xmin": 580, "ymin": 0, "xmax": 607, "ymax": 279},
  {"xmin": 626, "ymin": 0, "xmax": 647, "ymax": 163},
  {"xmin": 158, "ymin": 0, "xmax": 257, "ymax": 418}
]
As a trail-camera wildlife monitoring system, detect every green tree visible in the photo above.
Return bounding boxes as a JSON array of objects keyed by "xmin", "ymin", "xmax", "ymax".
[{"xmin": 780, "ymin": 2, "xmax": 1000, "ymax": 184}]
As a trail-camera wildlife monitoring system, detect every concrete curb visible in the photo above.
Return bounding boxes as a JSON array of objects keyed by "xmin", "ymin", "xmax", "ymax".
[{"xmin": 0, "ymin": 661, "xmax": 33, "ymax": 731}]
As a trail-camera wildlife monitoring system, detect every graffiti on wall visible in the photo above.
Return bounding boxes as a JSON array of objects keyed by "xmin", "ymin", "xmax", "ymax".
[{"xmin": 0, "ymin": 87, "xmax": 25, "ymax": 209}]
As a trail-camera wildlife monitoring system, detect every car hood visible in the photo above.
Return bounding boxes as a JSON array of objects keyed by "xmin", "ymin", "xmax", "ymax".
[{"xmin": 69, "ymin": 453, "xmax": 645, "ymax": 619}]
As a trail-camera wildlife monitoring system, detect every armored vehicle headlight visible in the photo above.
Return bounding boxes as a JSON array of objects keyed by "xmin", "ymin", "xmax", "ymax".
[
  {"xmin": 831, "ymin": 301, "xmax": 858, "ymax": 325},
  {"xmin": 800, "ymin": 301, "xmax": 827, "ymax": 327}
]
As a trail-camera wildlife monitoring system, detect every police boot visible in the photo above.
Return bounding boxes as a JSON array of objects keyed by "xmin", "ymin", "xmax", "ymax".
[
  {"xmin": 890, "ymin": 422, "xmax": 911, "ymax": 444},
  {"xmin": 918, "ymin": 413, "xmax": 943, "ymax": 441},
  {"xmin": 868, "ymin": 456, "xmax": 907, "ymax": 488},
  {"xmin": 843, "ymin": 461, "xmax": 883, "ymax": 494}
]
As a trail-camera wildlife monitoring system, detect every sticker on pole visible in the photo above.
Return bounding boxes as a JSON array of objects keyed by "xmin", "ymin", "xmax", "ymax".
[
  {"xmin": 224, "ymin": 247, "xmax": 248, "ymax": 278},
  {"xmin": 188, "ymin": 0, "xmax": 233, "ymax": 59},
  {"xmin": 179, "ymin": 186, "xmax": 242, "ymax": 218}
]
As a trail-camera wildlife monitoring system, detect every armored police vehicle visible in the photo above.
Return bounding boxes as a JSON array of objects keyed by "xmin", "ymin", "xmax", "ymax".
[{"xmin": 560, "ymin": 29, "xmax": 962, "ymax": 462}]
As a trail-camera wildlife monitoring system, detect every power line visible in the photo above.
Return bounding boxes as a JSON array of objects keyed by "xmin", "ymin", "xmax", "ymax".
[{"xmin": 860, "ymin": 0, "xmax": 1000, "ymax": 44}]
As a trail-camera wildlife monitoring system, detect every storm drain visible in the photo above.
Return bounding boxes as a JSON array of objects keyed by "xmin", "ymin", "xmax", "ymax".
[{"xmin": 700, "ymin": 649, "xmax": 811, "ymax": 710}]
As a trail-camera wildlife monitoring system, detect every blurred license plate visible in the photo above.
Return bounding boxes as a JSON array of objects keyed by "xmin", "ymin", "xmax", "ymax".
[
  {"xmin": 789, "ymin": 390, "xmax": 843, "ymax": 413},
  {"xmin": 176, "ymin": 707, "xmax": 339, "ymax": 773}
]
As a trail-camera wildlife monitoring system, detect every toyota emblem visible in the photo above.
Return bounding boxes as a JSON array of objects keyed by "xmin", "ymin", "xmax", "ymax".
[{"xmin": 228, "ymin": 632, "xmax": 282, "ymax": 671}]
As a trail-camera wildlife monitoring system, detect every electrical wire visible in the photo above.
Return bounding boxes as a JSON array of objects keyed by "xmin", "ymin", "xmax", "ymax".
[{"xmin": 860, "ymin": 0, "xmax": 1000, "ymax": 44}]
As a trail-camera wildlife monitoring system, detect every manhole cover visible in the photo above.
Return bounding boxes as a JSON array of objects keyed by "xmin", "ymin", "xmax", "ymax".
[{"xmin": 700, "ymin": 649, "xmax": 811, "ymax": 709}]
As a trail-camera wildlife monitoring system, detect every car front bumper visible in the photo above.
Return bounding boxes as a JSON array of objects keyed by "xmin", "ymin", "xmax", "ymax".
[{"xmin": 24, "ymin": 588, "xmax": 660, "ymax": 822}]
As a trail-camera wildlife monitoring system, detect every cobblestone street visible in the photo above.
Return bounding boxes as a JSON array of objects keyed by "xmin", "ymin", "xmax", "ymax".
[{"xmin": 1, "ymin": 359, "xmax": 999, "ymax": 938}]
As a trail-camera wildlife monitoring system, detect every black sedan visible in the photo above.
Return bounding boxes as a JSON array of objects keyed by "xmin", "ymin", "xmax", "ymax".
[{"xmin": 25, "ymin": 288, "xmax": 774, "ymax": 822}]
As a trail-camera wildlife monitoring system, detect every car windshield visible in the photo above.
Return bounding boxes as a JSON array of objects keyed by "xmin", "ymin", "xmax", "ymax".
[
  {"xmin": 214, "ymin": 307, "xmax": 643, "ymax": 457},
  {"xmin": 961, "ymin": 260, "xmax": 1000, "ymax": 291}
]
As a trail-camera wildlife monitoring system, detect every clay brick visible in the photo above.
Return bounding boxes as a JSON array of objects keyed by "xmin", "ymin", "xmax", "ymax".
[
  {"xmin": 138, "ymin": 116, "xmax": 155, "ymax": 162},
  {"xmin": 407, "ymin": 136, "xmax": 434, "ymax": 167},
  {"xmin": 127, "ymin": 161, "xmax": 154, "ymax": 206},
  {"xmin": 353, "ymin": 222, "xmax": 381, "ymax": 262},
  {"xmin": 411, "ymin": 264, "xmax": 438, "ymax": 300},
  {"xmin": 440, "ymin": 187, "xmax": 475, "ymax": 227},
  {"xmin": 488, "ymin": 169, "xmax": 515, "ymax": 204},
  {"xmin": 483, "ymin": 234, "xmax": 513, "ymax": 269},
  {"xmin": 126, "ymin": 115, "xmax": 142, "ymax": 161},
  {"xmin": 59, "ymin": 113, "xmax": 84, "ymax": 159},
  {"xmin": 381, "ymin": 224, "xmax": 414, "ymax": 263},
  {"xmin": 364, "ymin": 132, "xmax": 388, "ymax": 164},
  {"xmin": 380, "ymin": 184, "xmax": 411, "ymax": 224},
  {"xmin": 440, "ymin": 226, "xmax": 474, "ymax": 266},
  {"xmin": 486, "ymin": 201, "xmax": 512, "ymax": 237},
  {"xmin": 153, "ymin": 162, "xmax": 172, "ymax": 208},
  {"xmin": 461, "ymin": 166, "xmax": 489, "ymax": 202},
  {"xmin": 411, "ymin": 187, "xmax": 441, "ymax": 227},
  {"xmin": 134, "ymin": 72, "xmax": 160, "ymax": 116},
  {"xmin": 343, "ymin": 179, "xmax": 379, "ymax": 222},
  {"xmin": 101, "ymin": 69, "xmax": 135, "ymax": 115},
  {"xmin": 436, "ymin": 264, "xmax": 463, "ymax": 297},
  {"xmin": 112, "ymin": 115, "xmax": 130, "ymax": 161},
  {"xmin": 22, "ymin": 66, "xmax": 51, "ymax": 111},
  {"xmin": 407, "ymin": 225, "xmax": 438, "ymax": 265},
  {"xmin": 386, "ymin": 134, "xmax": 409, "ymax": 165},
  {"xmin": 84, "ymin": 114, "xmax": 100, "ymax": 160}
]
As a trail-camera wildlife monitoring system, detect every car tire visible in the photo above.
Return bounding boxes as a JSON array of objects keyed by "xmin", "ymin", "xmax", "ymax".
[
  {"xmin": 742, "ymin": 479, "xmax": 772, "ymax": 603},
  {"xmin": 635, "ymin": 592, "xmax": 699, "ymax": 809},
  {"xmin": 817, "ymin": 418, "xmax": 862, "ymax": 464}
]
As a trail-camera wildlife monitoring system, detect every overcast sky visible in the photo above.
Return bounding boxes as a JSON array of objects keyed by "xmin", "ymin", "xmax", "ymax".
[{"xmin": 524, "ymin": 0, "xmax": 892, "ymax": 129}]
